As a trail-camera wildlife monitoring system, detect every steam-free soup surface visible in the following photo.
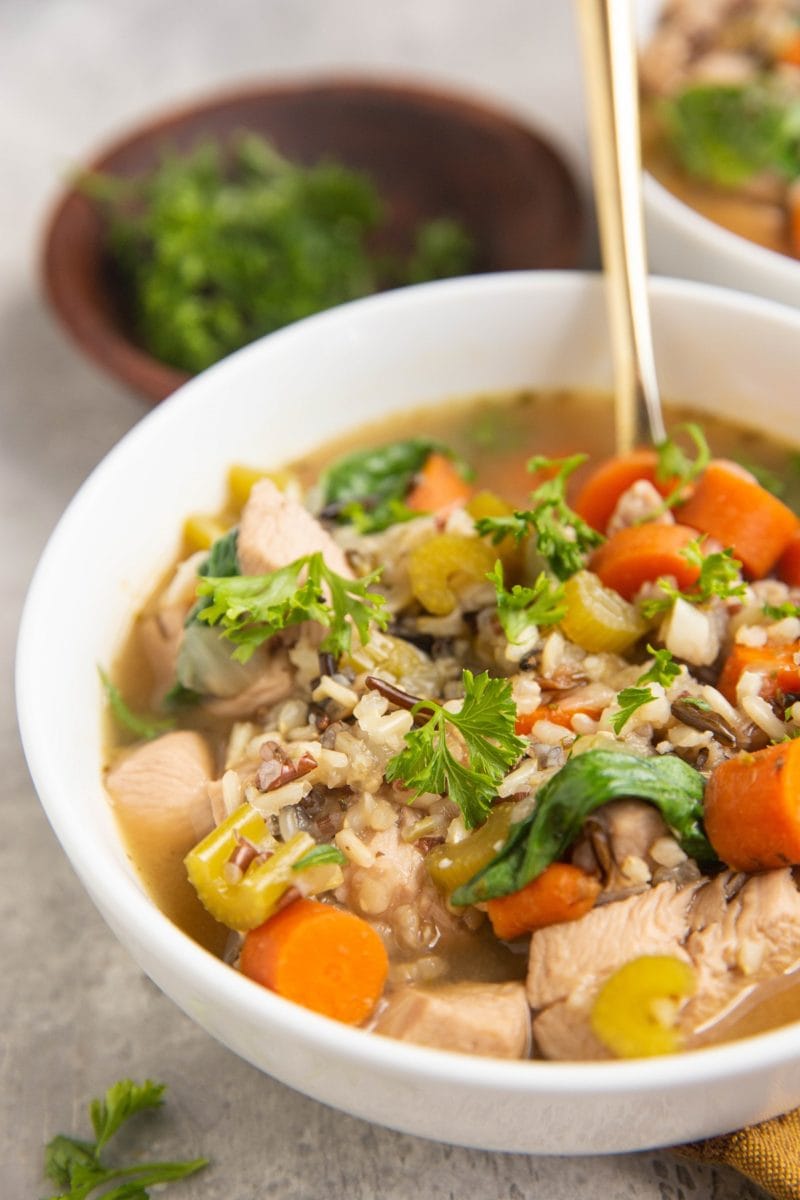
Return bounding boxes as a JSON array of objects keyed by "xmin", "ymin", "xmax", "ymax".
[{"xmin": 106, "ymin": 386, "xmax": 800, "ymax": 1057}]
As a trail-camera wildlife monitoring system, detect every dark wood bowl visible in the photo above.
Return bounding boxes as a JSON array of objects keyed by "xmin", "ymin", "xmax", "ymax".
[{"xmin": 41, "ymin": 76, "xmax": 584, "ymax": 403}]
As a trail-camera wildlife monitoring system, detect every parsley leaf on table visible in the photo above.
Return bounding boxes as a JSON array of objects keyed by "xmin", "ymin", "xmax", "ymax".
[
  {"xmin": 43, "ymin": 1078, "xmax": 207, "ymax": 1200},
  {"xmin": 385, "ymin": 670, "xmax": 526, "ymax": 828}
]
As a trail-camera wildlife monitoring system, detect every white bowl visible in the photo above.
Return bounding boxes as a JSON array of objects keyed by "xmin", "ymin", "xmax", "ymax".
[
  {"xmin": 16, "ymin": 272, "xmax": 800, "ymax": 1155},
  {"xmin": 637, "ymin": 0, "xmax": 800, "ymax": 308}
]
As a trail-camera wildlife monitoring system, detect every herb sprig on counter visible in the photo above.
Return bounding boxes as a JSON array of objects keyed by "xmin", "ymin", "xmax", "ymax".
[
  {"xmin": 385, "ymin": 669, "xmax": 526, "ymax": 828},
  {"xmin": 82, "ymin": 133, "xmax": 475, "ymax": 374},
  {"xmin": 43, "ymin": 1078, "xmax": 208, "ymax": 1200}
]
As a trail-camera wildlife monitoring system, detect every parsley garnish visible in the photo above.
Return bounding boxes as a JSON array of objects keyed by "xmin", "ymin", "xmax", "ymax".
[
  {"xmin": 196, "ymin": 552, "xmax": 389, "ymax": 661},
  {"xmin": 611, "ymin": 645, "xmax": 680, "ymax": 733},
  {"xmin": 487, "ymin": 560, "xmax": 566, "ymax": 644},
  {"xmin": 98, "ymin": 668, "xmax": 175, "ymax": 741},
  {"xmin": 385, "ymin": 670, "xmax": 526, "ymax": 828},
  {"xmin": 764, "ymin": 602, "xmax": 800, "ymax": 620},
  {"xmin": 680, "ymin": 696, "xmax": 712, "ymax": 712},
  {"xmin": 655, "ymin": 422, "xmax": 710, "ymax": 511},
  {"xmin": 638, "ymin": 645, "xmax": 681, "ymax": 689},
  {"xmin": 640, "ymin": 540, "xmax": 746, "ymax": 619},
  {"xmin": 475, "ymin": 454, "xmax": 603, "ymax": 580},
  {"xmin": 43, "ymin": 1078, "xmax": 208, "ymax": 1200},
  {"xmin": 292, "ymin": 844, "xmax": 348, "ymax": 871},
  {"xmin": 612, "ymin": 687, "xmax": 657, "ymax": 734}
]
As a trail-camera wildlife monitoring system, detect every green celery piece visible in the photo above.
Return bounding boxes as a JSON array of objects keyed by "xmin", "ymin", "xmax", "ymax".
[{"xmin": 451, "ymin": 749, "xmax": 714, "ymax": 905}]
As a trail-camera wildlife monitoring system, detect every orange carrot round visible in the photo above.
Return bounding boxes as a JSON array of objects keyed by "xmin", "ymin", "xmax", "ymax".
[
  {"xmin": 406, "ymin": 452, "xmax": 472, "ymax": 513},
  {"xmin": 572, "ymin": 449, "xmax": 666, "ymax": 533},
  {"xmin": 716, "ymin": 642, "xmax": 800, "ymax": 705},
  {"xmin": 590, "ymin": 523, "xmax": 701, "ymax": 601},
  {"xmin": 240, "ymin": 898, "xmax": 388, "ymax": 1024},
  {"xmin": 777, "ymin": 528, "xmax": 800, "ymax": 587},
  {"xmin": 486, "ymin": 862, "xmax": 601, "ymax": 940},
  {"xmin": 704, "ymin": 740, "xmax": 800, "ymax": 871},
  {"xmin": 515, "ymin": 702, "xmax": 605, "ymax": 735},
  {"xmin": 676, "ymin": 459, "xmax": 799, "ymax": 579}
]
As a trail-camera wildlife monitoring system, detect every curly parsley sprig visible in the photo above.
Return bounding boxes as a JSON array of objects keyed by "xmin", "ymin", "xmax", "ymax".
[
  {"xmin": 43, "ymin": 1078, "xmax": 208, "ymax": 1200},
  {"xmin": 475, "ymin": 454, "xmax": 603, "ymax": 580},
  {"xmin": 611, "ymin": 645, "xmax": 681, "ymax": 734},
  {"xmin": 487, "ymin": 560, "xmax": 566, "ymax": 645},
  {"xmin": 196, "ymin": 551, "xmax": 389, "ymax": 661},
  {"xmin": 640, "ymin": 540, "xmax": 746, "ymax": 619},
  {"xmin": 385, "ymin": 670, "xmax": 526, "ymax": 828},
  {"xmin": 654, "ymin": 422, "xmax": 710, "ymax": 512}
]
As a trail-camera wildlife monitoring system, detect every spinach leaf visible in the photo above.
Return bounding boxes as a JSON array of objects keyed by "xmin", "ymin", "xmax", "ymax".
[
  {"xmin": 451, "ymin": 749, "xmax": 715, "ymax": 906},
  {"xmin": 320, "ymin": 438, "xmax": 468, "ymax": 533},
  {"xmin": 200, "ymin": 527, "xmax": 239, "ymax": 578}
]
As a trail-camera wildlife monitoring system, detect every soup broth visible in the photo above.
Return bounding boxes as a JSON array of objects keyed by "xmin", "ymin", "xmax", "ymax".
[{"xmin": 105, "ymin": 387, "xmax": 800, "ymax": 1058}]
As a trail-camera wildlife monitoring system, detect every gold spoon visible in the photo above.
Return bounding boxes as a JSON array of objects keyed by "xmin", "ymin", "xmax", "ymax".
[{"xmin": 576, "ymin": 0, "xmax": 666, "ymax": 452}]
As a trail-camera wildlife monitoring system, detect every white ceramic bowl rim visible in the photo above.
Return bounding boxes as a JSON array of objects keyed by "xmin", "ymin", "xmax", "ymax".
[
  {"xmin": 644, "ymin": 172, "xmax": 800, "ymax": 290},
  {"xmin": 16, "ymin": 270, "xmax": 800, "ymax": 1114}
]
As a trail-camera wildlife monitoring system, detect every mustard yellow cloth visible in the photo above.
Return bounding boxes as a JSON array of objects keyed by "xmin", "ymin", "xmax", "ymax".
[{"xmin": 676, "ymin": 1109, "xmax": 800, "ymax": 1199}]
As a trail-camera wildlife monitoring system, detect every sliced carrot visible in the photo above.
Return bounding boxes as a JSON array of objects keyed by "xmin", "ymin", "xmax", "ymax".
[
  {"xmin": 777, "ymin": 30, "xmax": 800, "ymax": 67},
  {"xmin": 716, "ymin": 642, "xmax": 800, "ymax": 705},
  {"xmin": 515, "ymin": 702, "xmax": 605, "ymax": 735},
  {"xmin": 790, "ymin": 184, "xmax": 800, "ymax": 258},
  {"xmin": 704, "ymin": 739, "xmax": 800, "ymax": 871},
  {"xmin": 676, "ymin": 459, "xmax": 799, "ymax": 579},
  {"xmin": 406, "ymin": 452, "xmax": 472, "ymax": 513},
  {"xmin": 240, "ymin": 897, "xmax": 388, "ymax": 1024},
  {"xmin": 571, "ymin": 449, "xmax": 668, "ymax": 533},
  {"xmin": 777, "ymin": 527, "xmax": 800, "ymax": 587},
  {"xmin": 590, "ymin": 523, "xmax": 701, "ymax": 602},
  {"xmin": 486, "ymin": 862, "xmax": 601, "ymax": 940}
]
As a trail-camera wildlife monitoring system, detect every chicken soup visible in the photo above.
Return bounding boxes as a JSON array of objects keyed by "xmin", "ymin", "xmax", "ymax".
[{"xmin": 103, "ymin": 388, "xmax": 800, "ymax": 1060}]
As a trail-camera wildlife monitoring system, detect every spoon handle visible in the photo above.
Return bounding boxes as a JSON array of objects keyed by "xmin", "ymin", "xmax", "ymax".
[{"xmin": 576, "ymin": 0, "xmax": 665, "ymax": 451}]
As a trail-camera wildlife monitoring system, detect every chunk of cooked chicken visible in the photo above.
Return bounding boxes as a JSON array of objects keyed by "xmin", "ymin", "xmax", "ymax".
[
  {"xmin": 105, "ymin": 730, "xmax": 215, "ymax": 858},
  {"xmin": 528, "ymin": 869, "xmax": 800, "ymax": 1059},
  {"xmin": 238, "ymin": 477, "xmax": 352, "ymax": 578},
  {"xmin": 374, "ymin": 981, "xmax": 530, "ymax": 1058}
]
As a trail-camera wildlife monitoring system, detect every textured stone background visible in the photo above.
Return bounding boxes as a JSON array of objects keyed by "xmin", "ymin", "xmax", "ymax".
[{"xmin": 2, "ymin": 2, "xmax": 765, "ymax": 1196}]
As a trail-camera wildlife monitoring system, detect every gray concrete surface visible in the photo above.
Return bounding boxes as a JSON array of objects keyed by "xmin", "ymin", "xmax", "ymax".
[{"xmin": 2, "ymin": 2, "xmax": 765, "ymax": 1196}]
